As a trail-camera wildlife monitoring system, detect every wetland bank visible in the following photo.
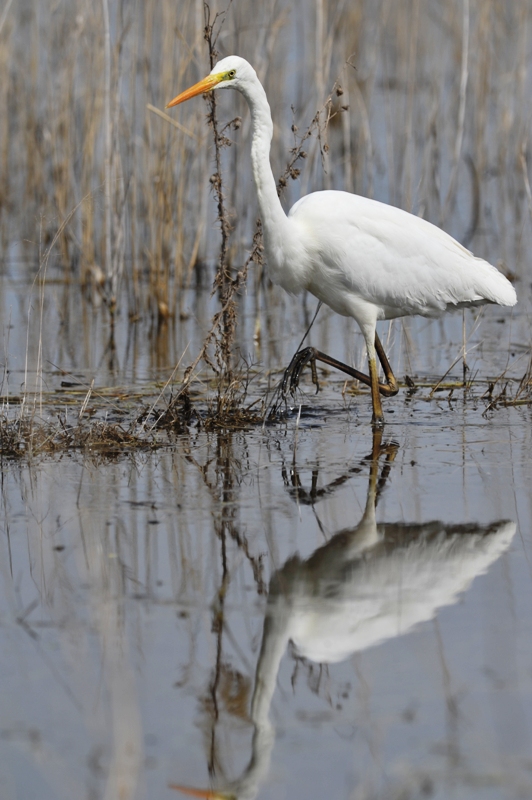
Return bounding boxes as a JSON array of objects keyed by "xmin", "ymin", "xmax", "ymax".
[{"xmin": 1, "ymin": 1, "xmax": 532, "ymax": 798}]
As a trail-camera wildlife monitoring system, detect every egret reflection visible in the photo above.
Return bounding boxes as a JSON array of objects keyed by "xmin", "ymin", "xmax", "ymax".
[{"xmin": 173, "ymin": 440, "xmax": 515, "ymax": 800}]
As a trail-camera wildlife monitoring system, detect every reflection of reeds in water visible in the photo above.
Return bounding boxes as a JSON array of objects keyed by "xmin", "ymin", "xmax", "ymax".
[
  {"xmin": 0, "ymin": 416, "xmax": 527, "ymax": 798},
  {"xmin": 1, "ymin": 0, "xmax": 530, "ymax": 317}
]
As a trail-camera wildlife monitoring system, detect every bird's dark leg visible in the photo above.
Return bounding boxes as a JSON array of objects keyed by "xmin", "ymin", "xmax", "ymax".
[
  {"xmin": 281, "ymin": 332, "xmax": 399, "ymax": 399},
  {"xmin": 280, "ymin": 348, "xmax": 321, "ymax": 396}
]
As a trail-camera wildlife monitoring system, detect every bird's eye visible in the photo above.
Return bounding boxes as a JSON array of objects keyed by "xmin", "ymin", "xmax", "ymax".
[{"xmin": 228, "ymin": 69, "xmax": 236, "ymax": 79}]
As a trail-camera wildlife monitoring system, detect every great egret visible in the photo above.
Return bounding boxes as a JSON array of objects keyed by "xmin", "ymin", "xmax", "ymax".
[{"xmin": 166, "ymin": 56, "xmax": 517, "ymax": 426}]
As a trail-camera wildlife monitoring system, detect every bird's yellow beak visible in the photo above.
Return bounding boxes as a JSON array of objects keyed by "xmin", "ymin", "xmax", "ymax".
[
  {"xmin": 166, "ymin": 73, "xmax": 223, "ymax": 108},
  {"xmin": 169, "ymin": 784, "xmax": 234, "ymax": 800}
]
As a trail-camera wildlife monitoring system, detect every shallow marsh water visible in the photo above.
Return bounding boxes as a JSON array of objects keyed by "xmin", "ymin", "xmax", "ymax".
[{"xmin": 1, "ymin": 347, "xmax": 532, "ymax": 798}]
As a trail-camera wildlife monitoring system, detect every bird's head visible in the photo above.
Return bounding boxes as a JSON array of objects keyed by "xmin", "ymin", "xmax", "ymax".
[{"xmin": 166, "ymin": 56, "xmax": 253, "ymax": 109}]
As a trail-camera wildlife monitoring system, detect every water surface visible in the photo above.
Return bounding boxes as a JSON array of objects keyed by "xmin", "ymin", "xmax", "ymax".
[{"xmin": 1, "ymin": 395, "xmax": 531, "ymax": 800}]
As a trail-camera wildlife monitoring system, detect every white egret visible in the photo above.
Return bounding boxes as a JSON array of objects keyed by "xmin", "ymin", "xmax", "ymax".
[{"xmin": 166, "ymin": 56, "xmax": 517, "ymax": 426}]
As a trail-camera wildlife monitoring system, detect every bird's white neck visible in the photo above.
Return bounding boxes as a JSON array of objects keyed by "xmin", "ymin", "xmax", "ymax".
[{"xmin": 239, "ymin": 76, "xmax": 291, "ymax": 268}]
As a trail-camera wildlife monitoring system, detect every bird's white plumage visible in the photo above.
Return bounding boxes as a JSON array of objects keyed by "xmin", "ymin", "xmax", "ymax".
[
  {"xmin": 288, "ymin": 190, "xmax": 517, "ymax": 319},
  {"xmin": 169, "ymin": 55, "xmax": 517, "ymax": 421},
  {"xmin": 205, "ymin": 56, "xmax": 516, "ymax": 326}
]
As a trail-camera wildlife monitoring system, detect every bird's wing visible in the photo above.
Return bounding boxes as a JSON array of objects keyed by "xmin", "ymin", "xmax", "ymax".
[{"xmin": 289, "ymin": 191, "xmax": 516, "ymax": 317}]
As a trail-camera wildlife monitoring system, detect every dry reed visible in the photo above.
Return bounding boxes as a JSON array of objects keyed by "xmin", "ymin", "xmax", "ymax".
[{"xmin": 1, "ymin": 1, "xmax": 528, "ymax": 304}]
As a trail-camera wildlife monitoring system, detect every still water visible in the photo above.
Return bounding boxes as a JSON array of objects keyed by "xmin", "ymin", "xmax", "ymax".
[{"xmin": 1, "ymin": 389, "xmax": 531, "ymax": 799}]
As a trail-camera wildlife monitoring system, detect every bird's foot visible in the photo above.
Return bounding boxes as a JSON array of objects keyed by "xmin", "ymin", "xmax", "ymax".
[{"xmin": 280, "ymin": 347, "xmax": 321, "ymax": 396}]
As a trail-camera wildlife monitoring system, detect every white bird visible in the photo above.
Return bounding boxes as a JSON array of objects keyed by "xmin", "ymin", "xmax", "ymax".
[{"xmin": 166, "ymin": 56, "xmax": 517, "ymax": 426}]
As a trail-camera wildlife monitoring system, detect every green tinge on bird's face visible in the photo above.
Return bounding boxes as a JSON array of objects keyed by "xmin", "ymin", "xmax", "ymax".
[{"xmin": 165, "ymin": 69, "xmax": 236, "ymax": 109}]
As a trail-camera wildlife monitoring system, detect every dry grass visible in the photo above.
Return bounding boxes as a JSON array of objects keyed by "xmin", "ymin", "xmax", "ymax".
[
  {"xmin": 0, "ymin": 409, "xmax": 159, "ymax": 459},
  {"xmin": 3, "ymin": 366, "xmax": 531, "ymax": 462},
  {"xmin": 1, "ymin": 1, "xmax": 529, "ymax": 305}
]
